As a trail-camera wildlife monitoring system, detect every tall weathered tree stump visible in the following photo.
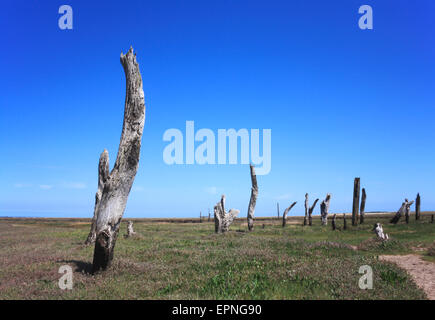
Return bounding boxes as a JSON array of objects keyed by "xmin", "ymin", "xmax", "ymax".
[
  {"xmin": 88, "ymin": 47, "xmax": 145, "ymax": 273},
  {"xmin": 359, "ymin": 188, "xmax": 366, "ymax": 224},
  {"xmin": 390, "ymin": 199, "xmax": 414, "ymax": 224},
  {"xmin": 214, "ymin": 195, "xmax": 239, "ymax": 233},
  {"xmin": 308, "ymin": 197, "xmax": 319, "ymax": 226},
  {"xmin": 303, "ymin": 193, "xmax": 309, "ymax": 226},
  {"xmin": 415, "ymin": 193, "xmax": 421, "ymax": 221},
  {"xmin": 282, "ymin": 202, "xmax": 297, "ymax": 227},
  {"xmin": 247, "ymin": 164, "xmax": 258, "ymax": 231},
  {"xmin": 320, "ymin": 194, "xmax": 331, "ymax": 225},
  {"xmin": 352, "ymin": 178, "xmax": 360, "ymax": 226}
]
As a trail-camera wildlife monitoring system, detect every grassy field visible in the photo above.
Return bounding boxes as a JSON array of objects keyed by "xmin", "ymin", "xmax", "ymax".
[{"xmin": 0, "ymin": 213, "xmax": 434, "ymax": 300}]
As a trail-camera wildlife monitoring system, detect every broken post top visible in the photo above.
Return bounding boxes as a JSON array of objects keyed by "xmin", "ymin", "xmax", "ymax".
[{"xmin": 113, "ymin": 46, "xmax": 145, "ymax": 179}]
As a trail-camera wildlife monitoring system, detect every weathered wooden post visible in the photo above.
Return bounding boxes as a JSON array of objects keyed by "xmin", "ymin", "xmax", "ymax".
[
  {"xmin": 308, "ymin": 198, "xmax": 319, "ymax": 226},
  {"xmin": 200, "ymin": 211, "xmax": 202, "ymax": 223},
  {"xmin": 390, "ymin": 199, "xmax": 414, "ymax": 224},
  {"xmin": 124, "ymin": 221, "xmax": 136, "ymax": 238},
  {"xmin": 89, "ymin": 47, "xmax": 146, "ymax": 273},
  {"xmin": 208, "ymin": 208, "xmax": 211, "ymax": 222},
  {"xmin": 282, "ymin": 202, "xmax": 297, "ymax": 227},
  {"xmin": 432, "ymin": 214, "xmax": 434, "ymax": 223},
  {"xmin": 303, "ymin": 193, "xmax": 309, "ymax": 226},
  {"xmin": 352, "ymin": 178, "xmax": 360, "ymax": 226},
  {"xmin": 320, "ymin": 194, "xmax": 331, "ymax": 225},
  {"xmin": 415, "ymin": 193, "xmax": 421, "ymax": 221},
  {"xmin": 343, "ymin": 213, "xmax": 347, "ymax": 230},
  {"xmin": 360, "ymin": 188, "xmax": 366, "ymax": 224},
  {"xmin": 247, "ymin": 164, "xmax": 258, "ymax": 231},
  {"xmin": 331, "ymin": 214, "xmax": 337, "ymax": 231}
]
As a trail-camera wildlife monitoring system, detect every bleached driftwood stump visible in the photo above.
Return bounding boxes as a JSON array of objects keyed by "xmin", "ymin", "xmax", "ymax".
[
  {"xmin": 214, "ymin": 195, "xmax": 239, "ymax": 233},
  {"xmin": 303, "ymin": 193, "xmax": 309, "ymax": 226},
  {"xmin": 373, "ymin": 223, "xmax": 389, "ymax": 240},
  {"xmin": 282, "ymin": 202, "xmax": 297, "ymax": 227},
  {"xmin": 247, "ymin": 164, "xmax": 258, "ymax": 231},
  {"xmin": 86, "ymin": 47, "xmax": 145, "ymax": 273},
  {"xmin": 125, "ymin": 221, "xmax": 136, "ymax": 238},
  {"xmin": 390, "ymin": 199, "xmax": 414, "ymax": 224},
  {"xmin": 320, "ymin": 193, "xmax": 331, "ymax": 225}
]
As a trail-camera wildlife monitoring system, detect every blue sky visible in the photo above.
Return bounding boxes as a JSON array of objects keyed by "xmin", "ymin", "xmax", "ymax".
[{"xmin": 1, "ymin": 0, "xmax": 434, "ymax": 218}]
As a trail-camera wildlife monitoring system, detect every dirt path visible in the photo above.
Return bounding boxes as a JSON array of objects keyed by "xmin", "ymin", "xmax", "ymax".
[{"xmin": 379, "ymin": 254, "xmax": 435, "ymax": 300}]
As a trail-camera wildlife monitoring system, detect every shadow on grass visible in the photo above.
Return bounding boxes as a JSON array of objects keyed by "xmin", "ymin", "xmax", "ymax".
[{"xmin": 58, "ymin": 259, "xmax": 93, "ymax": 274}]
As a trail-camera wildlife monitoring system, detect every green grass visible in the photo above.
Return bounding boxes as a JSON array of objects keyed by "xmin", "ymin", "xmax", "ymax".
[{"xmin": 0, "ymin": 214, "xmax": 433, "ymax": 300}]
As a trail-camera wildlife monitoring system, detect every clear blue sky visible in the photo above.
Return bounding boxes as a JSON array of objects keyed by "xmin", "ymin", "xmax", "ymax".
[{"xmin": 1, "ymin": 0, "xmax": 434, "ymax": 218}]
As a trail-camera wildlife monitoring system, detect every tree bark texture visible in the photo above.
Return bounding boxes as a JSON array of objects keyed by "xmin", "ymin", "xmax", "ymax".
[
  {"xmin": 282, "ymin": 202, "xmax": 297, "ymax": 227},
  {"xmin": 303, "ymin": 193, "xmax": 309, "ymax": 226},
  {"xmin": 124, "ymin": 221, "xmax": 136, "ymax": 238},
  {"xmin": 90, "ymin": 47, "xmax": 145, "ymax": 273},
  {"xmin": 320, "ymin": 194, "xmax": 331, "ymax": 225},
  {"xmin": 359, "ymin": 188, "xmax": 366, "ymax": 224},
  {"xmin": 247, "ymin": 164, "xmax": 258, "ymax": 231},
  {"xmin": 390, "ymin": 199, "xmax": 414, "ymax": 224},
  {"xmin": 308, "ymin": 198, "xmax": 319, "ymax": 226},
  {"xmin": 331, "ymin": 214, "xmax": 337, "ymax": 231},
  {"xmin": 214, "ymin": 195, "xmax": 239, "ymax": 233},
  {"xmin": 352, "ymin": 178, "xmax": 360, "ymax": 226}
]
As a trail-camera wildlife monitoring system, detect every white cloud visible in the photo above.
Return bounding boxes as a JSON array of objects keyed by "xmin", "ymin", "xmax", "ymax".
[
  {"xmin": 39, "ymin": 185, "xmax": 53, "ymax": 190},
  {"xmin": 63, "ymin": 182, "xmax": 87, "ymax": 189}
]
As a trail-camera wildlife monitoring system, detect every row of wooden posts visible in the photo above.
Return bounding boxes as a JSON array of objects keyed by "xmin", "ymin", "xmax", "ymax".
[{"xmin": 204, "ymin": 174, "xmax": 433, "ymax": 233}]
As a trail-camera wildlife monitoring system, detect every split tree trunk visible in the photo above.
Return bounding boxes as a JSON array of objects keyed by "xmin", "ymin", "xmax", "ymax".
[
  {"xmin": 214, "ymin": 195, "xmax": 239, "ymax": 233},
  {"xmin": 359, "ymin": 188, "xmax": 366, "ymax": 224},
  {"xmin": 303, "ymin": 193, "xmax": 309, "ymax": 226},
  {"xmin": 282, "ymin": 202, "xmax": 297, "ymax": 227},
  {"xmin": 85, "ymin": 150, "xmax": 109, "ymax": 245},
  {"xmin": 247, "ymin": 164, "xmax": 258, "ymax": 231},
  {"xmin": 320, "ymin": 194, "xmax": 331, "ymax": 225},
  {"xmin": 125, "ymin": 221, "xmax": 136, "ymax": 238},
  {"xmin": 90, "ymin": 47, "xmax": 145, "ymax": 273},
  {"xmin": 415, "ymin": 193, "xmax": 421, "ymax": 221},
  {"xmin": 308, "ymin": 198, "xmax": 319, "ymax": 226},
  {"xmin": 390, "ymin": 199, "xmax": 414, "ymax": 224},
  {"xmin": 352, "ymin": 178, "xmax": 360, "ymax": 226}
]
